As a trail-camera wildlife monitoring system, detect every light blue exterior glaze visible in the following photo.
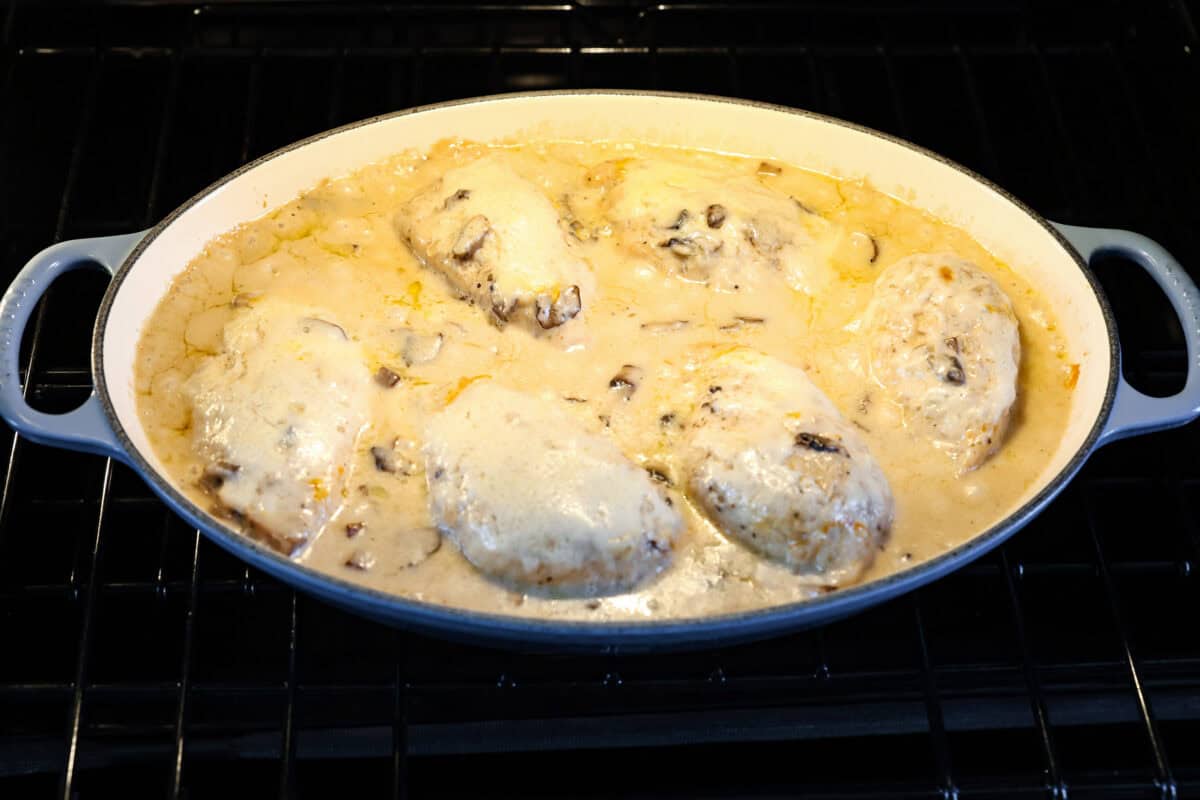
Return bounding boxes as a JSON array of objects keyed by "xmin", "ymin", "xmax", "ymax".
[
  {"xmin": 0, "ymin": 232, "xmax": 145, "ymax": 461},
  {"xmin": 1054, "ymin": 223, "xmax": 1200, "ymax": 446}
]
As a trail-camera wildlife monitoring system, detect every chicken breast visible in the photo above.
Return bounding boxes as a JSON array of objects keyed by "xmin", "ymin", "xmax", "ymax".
[
  {"xmin": 864, "ymin": 253, "xmax": 1020, "ymax": 472},
  {"xmin": 683, "ymin": 349, "xmax": 893, "ymax": 584},
  {"xmin": 424, "ymin": 382, "xmax": 683, "ymax": 592},
  {"xmin": 603, "ymin": 159, "xmax": 835, "ymax": 295},
  {"xmin": 184, "ymin": 299, "xmax": 370, "ymax": 553},
  {"xmin": 394, "ymin": 154, "xmax": 594, "ymax": 333}
]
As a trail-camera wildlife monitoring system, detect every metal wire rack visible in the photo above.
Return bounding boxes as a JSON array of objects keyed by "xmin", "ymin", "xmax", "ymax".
[{"xmin": 0, "ymin": 1, "xmax": 1198, "ymax": 797}]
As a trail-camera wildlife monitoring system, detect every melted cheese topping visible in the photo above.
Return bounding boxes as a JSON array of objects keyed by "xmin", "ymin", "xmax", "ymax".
[
  {"xmin": 395, "ymin": 155, "xmax": 594, "ymax": 332},
  {"xmin": 682, "ymin": 348, "xmax": 893, "ymax": 585},
  {"xmin": 183, "ymin": 300, "xmax": 371, "ymax": 553},
  {"xmin": 425, "ymin": 381, "xmax": 682, "ymax": 592},
  {"xmin": 865, "ymin": 254, "xmax": 1021, "ymax": 471},
  {"xmin": 605, "ymin": 159, "xmax": 835, "ymax": 294},
  {"xmin": 134, "ymin": 139, "xmax": 1077, "ymax": 621}
]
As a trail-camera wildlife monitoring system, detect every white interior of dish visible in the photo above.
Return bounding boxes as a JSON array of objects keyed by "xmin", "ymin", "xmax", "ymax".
[{"xmin": 102, "ymin": 93, "xmax": 1110, "ymax": 519}]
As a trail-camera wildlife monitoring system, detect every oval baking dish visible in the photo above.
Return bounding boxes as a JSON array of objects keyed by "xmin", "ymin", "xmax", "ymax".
[{"xmin": 2, "ymin": 91, "xmax": 1198, "ymax": 651}]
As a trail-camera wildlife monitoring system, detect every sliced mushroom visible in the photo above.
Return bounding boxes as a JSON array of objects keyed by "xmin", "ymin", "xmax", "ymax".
[
  {"xmin": 299, "ymin": 317, "xmax": 348, "ymax": 340},
  {"xmin": 345, "ymin": 522, "xmax": 365, "ymax": 538},
  {"xmin": 199, "ymin": 460, "xmax": 240, "ymax": 492},
  {"xmin": 863, "ymin": 233, "xmax": 879, "ymax": 264},
  {"xmin": 400, "ymin": 330, "xmax": 444, "ymax": 367},
  {"xmin": 371, "ymin": 446, "xmax": 397, "ymax": 474},
  {"xmin": 705, "ymin": 204, "xmax": 727, "ymax": 229},
  {"xmin": 344, "ymin": 549, "xmax": 376, "ymax": 571},
  {"xmin": 489, "ymin": 291, "xmax": 517, "ymax": 325},
  {"xmin": 718, "ymin": 315, "xmax": 766, "ymax": 332},
  {"xmin": 929, "ymin": 337, "xmax": 967, "ymax": 385},
  {"xmin": 659, "ymin": 235, "xmax": 700, "ymax": 258},
  {"xmin": 837, "ymin": 230, "xmax": 878, "ymax": 267},
  {"xmin": 640, "ymin": 320, "xmax": 690, "ymax": 334},
  {"xmin": 566, "ymin": 218, "xmax": 589, "ymax": 241},
  {"xmin": 665, "ymin": 209, "xmax": 691, "ymax": 230},
  {"xmin": 370, "ymin": 439, "xmax": 420, "ymax": 476},
  {"xmin": 374, "ymin": 366, "xmax": 403, "ymax": 388},
  {"xmin": 644, "ymin": 465, "xmax": 674, "ymax": 487},
  {"xmin": 608, "ymin": 364, "xmax": 644, "ymax": 399},
  {"xmin": 535, "ymin": 284, "xmax": 582, "ymax": 329},
  {"xmin": 791, "ymin": 196, "xmax": 816, "ymax": 215},
  {"xmin": 938, "ymin": 355, "xmax": 967, "ymax": 385},
  {"xmin": 452, "ymin": 215, "xmax": 490, "ymax": 261},
  {"xmin": 443, "ymin": 188, "xmax": 470, "ymax": 209},
  {"xmin": 757, "ymin": 161, "xmax": 783, "ymax": 176},
  {"xmin": 794, "ymin": 432, "xmax": 847, "ymax": 455}
]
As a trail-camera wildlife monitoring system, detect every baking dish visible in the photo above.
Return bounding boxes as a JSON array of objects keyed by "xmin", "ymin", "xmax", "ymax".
[{"xmin": 2, "ymin": 91, "xmax": 1197, "ymax": 650}]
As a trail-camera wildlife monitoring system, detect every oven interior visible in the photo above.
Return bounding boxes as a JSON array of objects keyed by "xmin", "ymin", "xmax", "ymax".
[{"xmin": 1, "ymin": 1, "xmax": 1198, "ymax": 797}]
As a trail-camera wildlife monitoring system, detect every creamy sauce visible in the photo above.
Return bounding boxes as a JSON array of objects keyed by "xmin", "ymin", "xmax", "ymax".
[{"xmin": 135, "ymin": 140, "xmax": 1077, "ymax": 621}]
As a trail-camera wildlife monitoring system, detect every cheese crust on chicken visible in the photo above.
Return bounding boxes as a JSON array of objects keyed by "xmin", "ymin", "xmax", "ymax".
[
  {"xmin": 424, "ymin": 382, "xmax": 683, "ymax": 591},
  {"xmin": 683, "ymin": 349, "xmax": 893, "ymax": 585},
  {"xmin": 184, "ymin": 299, "xmax": 370, "ymax": 553},
  {"xmin": 603, "ymin": 159, "xmax": 835, "ymax": 295},
  {"xmin": 395, "ymin": 154, "xmax": 594, "ymax": 333},
  {"xmin": 864, "ymin": 253, "xmax": 1021, "ymax": 472}
]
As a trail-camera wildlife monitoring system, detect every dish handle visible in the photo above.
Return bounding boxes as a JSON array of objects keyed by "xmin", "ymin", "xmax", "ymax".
[
  {"xmin": 1054, "ymin": 223, "xmax": 1200, "ymax": 447},
  {"xmin": 0, "ymin": 232, "xmax": 146, "ymax": 460}
]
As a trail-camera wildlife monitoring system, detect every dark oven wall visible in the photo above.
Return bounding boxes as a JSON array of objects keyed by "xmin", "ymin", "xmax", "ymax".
[{"xmin": 1, "ymin": 2, "xmax": 1198, "ymax": 798}]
